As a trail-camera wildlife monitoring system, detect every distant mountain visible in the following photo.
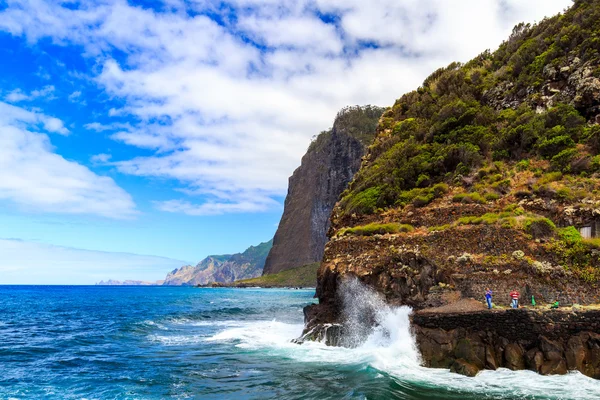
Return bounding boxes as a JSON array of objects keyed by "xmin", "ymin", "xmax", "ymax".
[
  {"xmin": 96, "ymin": 279, "xmax": 164, "ymax": 286},
  {"xmin": 163, "ymin": 240, "xmax": 273, "ymax": 286}
]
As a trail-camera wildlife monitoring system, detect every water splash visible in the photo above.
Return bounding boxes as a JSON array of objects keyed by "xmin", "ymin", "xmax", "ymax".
[{"xmin": 203, "ymin": 279, "xmax": 600, "ymax": 399}]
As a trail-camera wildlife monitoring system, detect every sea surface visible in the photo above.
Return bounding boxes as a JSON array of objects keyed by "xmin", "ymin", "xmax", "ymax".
[{"xmin": 1, "ymin": 286, "xmax": 599, "ymax": 399}]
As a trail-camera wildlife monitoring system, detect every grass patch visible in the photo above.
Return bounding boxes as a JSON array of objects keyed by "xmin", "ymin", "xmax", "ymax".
[
  {"xmin": 339, "ymin": 222, "xmax": 414, "ymax": 237},
  {"xmin": 235, "ymin": 263, "xmax": 320, "ymax": 287},
  {"xmin": 452, "ymin": 192, "xmax": 486, "ymax": 204}
]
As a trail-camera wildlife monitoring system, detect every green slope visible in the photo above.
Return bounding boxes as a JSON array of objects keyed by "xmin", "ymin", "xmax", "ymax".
[{"xmin": 234, "ymin": 263, "xmax": 320, "ymax": 287}]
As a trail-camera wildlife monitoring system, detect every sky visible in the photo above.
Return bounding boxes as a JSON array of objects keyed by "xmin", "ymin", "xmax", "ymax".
[{"xmin": 0, "ymin": 0, "xmax": 573, "ymax": 284}]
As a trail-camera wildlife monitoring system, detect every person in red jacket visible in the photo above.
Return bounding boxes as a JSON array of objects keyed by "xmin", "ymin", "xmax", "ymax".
[{"xmin": 510, "ymin": 290, "xmax": 520, "ymax": 308}]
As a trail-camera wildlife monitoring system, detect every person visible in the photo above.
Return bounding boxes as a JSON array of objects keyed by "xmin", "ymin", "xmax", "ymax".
[
  {"xmin": 485, "ymin": 288, "xmax": 493, "ymax": 309},
  {"xmin": 510, "ymin": 289, "xmax": 520, "ymax": 309},
  {"xmin": 531, "ymin": 295, "xmax": 536, "ymax": 307},
  {"xmin": 550, "ymin": 300, "xmax": 559, "ymax": 309}
]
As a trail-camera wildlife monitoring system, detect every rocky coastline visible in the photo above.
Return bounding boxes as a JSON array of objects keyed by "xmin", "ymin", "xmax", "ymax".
[{"xmin": 296, "ymin": 0, "xmax": 600, "ymax": 380}]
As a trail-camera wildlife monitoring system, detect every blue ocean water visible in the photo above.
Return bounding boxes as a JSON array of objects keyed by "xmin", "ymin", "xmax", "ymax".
[{"xmin": 1, "ymin": 286, "xmax": 599, "ymax": 399}]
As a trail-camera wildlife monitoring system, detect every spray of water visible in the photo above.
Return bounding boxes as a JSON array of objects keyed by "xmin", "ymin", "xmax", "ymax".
[{"xmin": 198, "ymin": 281, "xmax": 600, "ymax": 399}]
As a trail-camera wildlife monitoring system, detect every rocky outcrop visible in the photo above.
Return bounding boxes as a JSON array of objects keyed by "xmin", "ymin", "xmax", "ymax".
[
  {"xmin": 163, "ymin": 240, "xmax": 272, "ymax": 286},
  {"xmin": 300, "ymin": 0, "xmax": 600, "ymax": 380},
  {"xmin": 262, "ymin": 106, "xmax": 384, "ymax": 275},
  {"xmin": 412, "ymin": 309, "xmax": 600, "ymax": 378}
]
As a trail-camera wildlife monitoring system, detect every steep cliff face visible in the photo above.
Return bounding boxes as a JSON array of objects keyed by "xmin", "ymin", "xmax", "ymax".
[
  {"xmin": 263, "ymin": 106, "xmax": 384, "ymax": 275},
  {"xmin": 163, "ymin": 240, "xmax": 272, "ymax": 286},
  {"xmin": 302, "ymin": 0, "xmax": 600, "ymax": 379}
]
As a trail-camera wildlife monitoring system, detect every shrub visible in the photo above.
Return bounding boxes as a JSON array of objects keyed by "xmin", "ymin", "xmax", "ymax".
[
  {"xmin": 452, "ymin": 192, "xmax": 486, "ymax": 204},
  {"xmin": 432, "ymin": 183, "xmax": 450, "ymax": 197},
  {"xmin": 537, "ymin": 135, "xmax": 576, "ymax": 159},
  {"xmin": 345, "ymin": 187, "xmax": 381, "ymax": 215},
  {"xmin": 538, "ymin": 171, "xmax": 562, "ymax": 185},
  {"xmin": 551, "ymin": 148, "xmax": 579, "ymax": 172},
  {"xmin": 558, "ymin": 226, "xmax": 582, "ymax": 244},
  {"xmin": 491, "ymin": 179, "xmax": 511, "ymax": 194},
  {"xmin": 412, "ymin": 195, "xmax": 432, "ymax": 208},
  {"xmin": 524, "ymin": 217, "xmax": 556, "ymax": 238},
  {"xmin": 484, "ymin": 192, "xmax": 500, "ymax": 201}
]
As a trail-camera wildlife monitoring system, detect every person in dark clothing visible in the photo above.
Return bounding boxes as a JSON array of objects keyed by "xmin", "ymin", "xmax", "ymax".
[
  {"xmin": 485, "ymin": 288, "xmax": 493, "ymax": 309},
  {"xmin": 550, "ymin": 300, "xmax": 559, "ymax": 309}
]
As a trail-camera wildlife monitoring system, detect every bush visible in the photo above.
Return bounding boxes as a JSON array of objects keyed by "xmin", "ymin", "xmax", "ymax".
[
  {"xmin": 524, "ymin": 217, "xmax": 556, "ymax": 238},
  {"xmin": 558, "ymin": 226, "xmax": 582, "ymax": 244},
  {"xmin": 452, "ymin": 192, "xmax": 486, "ymax": 204},
  {"xmin": 537, "ymin": 135, "xmax": 576, "ymax": 158},
  {"xmin": 551, "ymin": 148, "xmax": 579, "ymax": 171},
  {"xmin": 484, "ymin": 192, "xmax": 500, "ymax": 201},
  {"xmin": 538, "ymin": 172, "xmax": 562, "ymax": 185},
  {"xmin": 345, "ymin": 187, "xmax": 381, "ymax": 215},
  {"xmin": 412, "ymin": 195, "xmax": 432, "ymax": 208}
]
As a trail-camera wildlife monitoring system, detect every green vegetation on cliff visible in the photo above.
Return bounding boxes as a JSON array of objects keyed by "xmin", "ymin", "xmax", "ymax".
[
  {"xmin": 340, "ymin": 0, "xmax": 600, "ymax": 216},
  {"xmin": 332, "ymin": 0, "xmax": 600, "ymax": 283},
  {"xmin": 235, "ymin": 263, "xmax": 320, "ymax": 287}
]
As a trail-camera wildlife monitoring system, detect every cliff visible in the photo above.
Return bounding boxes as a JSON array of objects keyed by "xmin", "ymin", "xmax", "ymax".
[
  {"xmin": 163, "ymin": 240, "xmax": 272, "ymax": 286},
  {"xmin": 302, "ymin": 0, "xmax": 600, "ymax": 379},
  {"xmin": 263, "ymin": 106, "xmax": 384, "ymax": 275}
]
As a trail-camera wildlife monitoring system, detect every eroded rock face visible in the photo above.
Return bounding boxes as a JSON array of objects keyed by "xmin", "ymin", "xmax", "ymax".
[
  {"xmin": 412, "ymin": 309, "xmax": 600, "ymax": 378},
  {"xmin": 263, "ymin": 106, "xmax": 384, "ymax": 275}
]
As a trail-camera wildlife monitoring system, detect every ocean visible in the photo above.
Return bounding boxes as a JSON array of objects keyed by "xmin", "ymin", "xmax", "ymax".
[{"xmin": 0, "ymin": 286, "xmax": 599, "ymax": 399}]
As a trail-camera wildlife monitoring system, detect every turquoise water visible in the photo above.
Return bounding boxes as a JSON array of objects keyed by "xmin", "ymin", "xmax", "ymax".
[{"xmin": 1, "ymin": 286, "xmax": 599, "ymax": 399}]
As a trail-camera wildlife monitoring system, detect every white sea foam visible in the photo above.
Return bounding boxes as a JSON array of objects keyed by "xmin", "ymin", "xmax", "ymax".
[{"xmin": 203, "ymin": 278, "xmax": 600, "ymax": 399}]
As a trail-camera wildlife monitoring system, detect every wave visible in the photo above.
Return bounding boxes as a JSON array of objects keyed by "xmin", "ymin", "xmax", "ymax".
[{"xmin": 202, "ymin": 278, "xmax": 600, "ymax": 400}]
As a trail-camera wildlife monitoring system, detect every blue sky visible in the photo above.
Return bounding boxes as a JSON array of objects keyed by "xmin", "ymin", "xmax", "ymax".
[{"xmin": 0, "ymin": 0, "xmax": 571, "ymax": 284}]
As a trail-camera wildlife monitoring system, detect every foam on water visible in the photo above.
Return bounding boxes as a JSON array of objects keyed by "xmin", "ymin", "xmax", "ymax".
[{"xmin": 204, "ymin": 278, "xmax": 600, "ymax": 400}]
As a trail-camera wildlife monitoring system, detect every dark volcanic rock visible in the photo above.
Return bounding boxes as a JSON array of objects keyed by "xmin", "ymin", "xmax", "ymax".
[
  {"xmin": 412, "ymin": 309, "xmax": 600, "ymax": 379},
  {"xmin": 263, "ymin": 106, "xmax": 384, "ymax": 275},
  {"xmin": 450, "ymin": 359, "xmax": 480, "ymax": 377}
]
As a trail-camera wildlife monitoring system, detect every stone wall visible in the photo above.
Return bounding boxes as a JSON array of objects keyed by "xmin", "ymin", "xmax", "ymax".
[{"xmin": 412, "ymin": 309, "xmax": 600, "ymax": 378}]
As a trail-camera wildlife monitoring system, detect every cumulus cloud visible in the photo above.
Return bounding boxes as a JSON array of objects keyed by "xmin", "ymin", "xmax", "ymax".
[
  {"xmin": 0, "ymin": 239, "xmax": 187, "ymax": 284},
  {"xmin": 0, "ymin": 0, "xmax": 573, "ymax": 215},
  {"xmin": 0, "ymin": 101, "xmax": 136, "ymax": 218}
]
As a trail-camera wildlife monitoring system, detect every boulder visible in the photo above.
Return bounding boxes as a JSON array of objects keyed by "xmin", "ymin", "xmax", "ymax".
[
  {"xmin": 450, "ymin": 359, "xmax": 480, "ymax": 377},
  {"xmin": 565, "ymin": 335, "xmax": 588, "ymax": 371},
  {"xmin": 504, "ymin": 343, "xmax": 526, "ymax": 370},
  {"xmin": 540, "ymin": 359, "xmax": 568, "ymax": 375},
  {"xmin": 540, "ymin": 336, "xmax": 564, "ymax": 361},
  {"xmin": 454, "ymin": 337, "xmax": 486, "ymax": 369},
  {"xmin": 525, "ymin": 348, "xmax": 544, "ymax": 373}
]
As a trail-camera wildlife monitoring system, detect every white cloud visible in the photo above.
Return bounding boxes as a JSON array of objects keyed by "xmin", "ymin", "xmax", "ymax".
[
  {"xmin": 68, "ymin": 90, "xmax": 82, "ymax": 102},
  {"xmin": 0, "ymin": 239, "xmax": 186, "ymax": 284},
  {"xmin": 4, "ymin": 85, "xmax": 55, "ymax": 102},
  {"xmin": 0, "ymin": 101, "xmax": 136, "ymax": 218},
  {"xmin": 90, "ymin": 153, "xmax": 112, "ymax": 163},
  {"xmin": 0, "ymin": 0, "xmax": 573, "ymax": 215}
]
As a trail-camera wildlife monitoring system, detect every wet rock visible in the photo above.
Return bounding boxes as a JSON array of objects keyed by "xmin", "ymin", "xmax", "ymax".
[
  {"xmin": 454, "ymin": 337, "xmax": 486, "ymax": 369},
  {"xmin": 525, "ymin": 348, "xmax": 544, "ymax": 373},
  {"xmin": 504, "ymin": 343, "xmax": 525, "ymax": 370},
  {"xmin": 450, "ymin": 359, "xmax": 480, "ymax": 377},
  {"xmin": 540, "ymin": 359, "xmax": 568, "ymax": 375},
  {"xmin": 540, "ymin": 336, "xmax": 564, "ymax": 361},
  {"xmin": 485, "ymin": 345, "xmax": 499, "ymax": 370},
  {"xmin": 566, "ymin": 335, "xmax": 588, "ymax": 371}
]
